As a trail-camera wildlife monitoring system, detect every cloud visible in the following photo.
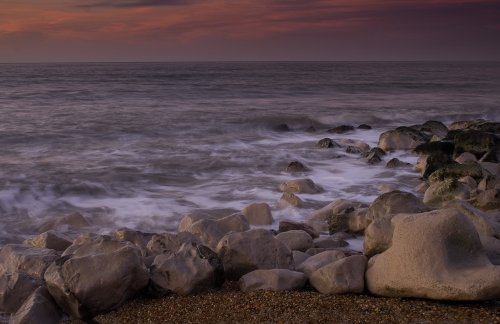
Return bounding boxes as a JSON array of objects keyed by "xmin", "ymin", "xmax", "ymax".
[{"xmin": 79, "ymin": 0, "xmax": 198, "ymax": 8}]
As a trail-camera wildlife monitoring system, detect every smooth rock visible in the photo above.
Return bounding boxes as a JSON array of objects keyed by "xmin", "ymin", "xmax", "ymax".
[
  {"xmin": 386, "ymin": 158, "xmax": 411, "ymax": 169},
  {"xmin": 296, "ymin": 250, "xmax": 345, "ymax": 277},
  {"xmin": 24, "ymin": 231, "xmax": 72, "ymax": 252},
  {"xmin": 0, "ymin": 272, "xmax": 43, "ymax": 314},
  {"xmin": 313, "ymin": 236, "xmax": 348, "ymax": 249},
  {"xmin": 216, "ymin": 229, "xmax": 293, "ymax": 279},
  {"xmin": 423, "ymin": 179, "xmax": 470, "ymax": 208},
  {"xmin": 9, "ymin": 287, "xmax": 60, "ymax": 324},
  {"xmin": 239, "ymin": 269, "xmax": 307, "ymax": 292},
  {"xmin": 38, "ymin": 212, "xmax": 90, "ymax": 233},
  {"xmin": 275, "ymin": 230, "xmax": 313, "ymax": 252},
  {"xmin": 277, "ymin": 192, "xmax": 304, "ymax": 208},
  {"xmin": 366, "ymin": 209, "xmax": 500, "ymax": 300},
  {"xmin": 286, "ymin": 161, "xmax": 308, "ymax": 173},
  {"xmin": 328, "ymin": 125, "xmax": 354, "ymax": 134},
  {"xmin": 420, "ymin": 120, "xmax": 449, "ymax": 138},
  {"xmin": 279, "ymin": 178, "xmax": 322, "ymax": 194},
  {"xmin": 0, "ymin": 245, "xmax": 59, "ymax": 279},
  {"xmin": 338, "ymin": 139, "xmax": 370, "ymax": 152},
  {"xmin": 278, "ymin": 220, "xmax": 319, "ymax": 238},
  {"xmin": 455, "ymin": 152, "xmax": 478, "ymax": 164},
  {"xmin": 309, "ymin": 255, "xmax": 367, "ymax": 294},
  {"xmin": 292, "ymin": 251, "xmax": 310, "ymax": 268},
  {"xmin": 241, "ymin": 203, "xmax": 273, "ymax": 225},
  {"xmin": 113, "ymin": 228, "xmax": 152, "ymax": 256},
  {"xmin": 378, "ymin": 127, "xmax": 428, "ymax": 151},
  {"xmin": 317, "ymin": 138, "xmax": 339, "ymax": 148},
  {"xmin": 146, "ymin": 232, "xmax": 201, "ymax": 256},
  {"xmin": 308, "ymin": 199, "xmax": 367, "ymax": 234},
  {"xmin": 470, "ymin": 189, "xmax": 500, "ymax": 211}
]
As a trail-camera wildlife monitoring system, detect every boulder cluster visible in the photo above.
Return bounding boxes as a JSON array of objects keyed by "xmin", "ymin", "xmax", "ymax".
[{"xmin": 1, "ymin": 119, "xmax": 499, "ymax": 322}]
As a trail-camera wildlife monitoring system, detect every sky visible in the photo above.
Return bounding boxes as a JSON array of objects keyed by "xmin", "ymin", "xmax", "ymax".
[{"xmin": 0, "ymin": 0, "xmax": 499, "ymax": 62}]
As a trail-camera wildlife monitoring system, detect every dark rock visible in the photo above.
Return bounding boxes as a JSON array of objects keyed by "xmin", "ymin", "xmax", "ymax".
[
  {"xmin": 386, "ymin": 158, "xmax": 411, "ymax": 169},
  {"xmin": 9, "ymin": 287, "xmax": 61, "ymax": 324},
  {"xmin": 279, "ymin": 220, "xmax": 319, "ymax": 239},
  {"xmin": 419, "ymin": 120, "xmax": 449, "ymax": 138},
  {"xmin": 453, "ymin": 130, "xmax": 499, "ymax": 162},
  {"xmin": 147, "ymin": 232, "xmax": 202, "ymax": 256},
  {"xmin": 429, "ymin": 162, "xmax": 483, "ymax": 182},
  {"xmin": 363, "ymin": 147, "xmax": 386, "ymax": 157},
  {"xmin": 286, "ymin": 161, "xmax": 308, "ymax": 172},
  {"xmin": 378, "ymin": 126, "xmax": 429, "ymax": 151},
  {"xmin": 414, "ymin": 141, "xmax": 455, "ymax": 156},
  {"xmin": 326, "ymin": 206, "xmax": 354, "ymax": 234},
  {"xmin": 358, "ymin": 124, "xmax": 372, "ymax": 130},
  {"xmin": 328, "ymin": 125, "xmax": 355, "ymax": 134},
  {"xmin": 366, "ymin": 151, "xmax": 382, "ymax": 165},
  {"xmin": 317, "ymin": 138, "xmax": 339, "ymax": 148},
  {"xmin": 472, "ymin": 121, "xmax": 500, "ymax": 134},
  {"xmin": 346, "ymin": 146, "xmax": 362, "ymax": 154},
  {"xmin": 313, "ymin": 236, "xmax": 349, "ymax": 249},
  {"xmin": 422, "ymin": 152, "xmax": 457, "ymax": 179},
  {"xmin": 274, "ymin": 124, "xmax": 291, "ymax": 132}
]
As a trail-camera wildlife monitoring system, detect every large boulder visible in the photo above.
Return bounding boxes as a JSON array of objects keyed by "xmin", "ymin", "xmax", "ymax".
[
  {"xmin": 428, "ymin": 162, "xmax": 483, "ymax": 183},
  {"xmin": 309, "ymin": 255, "xmax": 367, "ymax": 294},
  {"xmin": 279, "ymin": 178, "xmax": 322, "ymax": 194},
  {"xmin": 365, "ymin": 209, "xmax": 500, "ymax": 300},
  {"xmin": 239, "ymin": 269, "xmax": 307, "ymax": 292},
  {"xmin": 295, "ymin": 250, "xmax": 345, "ymax": 277},
  {"xmin": 277, "ymin": 192, "xmax": 304, "ymax": 209},
  {"xmin": 150, "ymin": 243, "xmax": 223, "ymax": 296},
  {"xmin": 419, "ymin": 120, "xmax": 449, "ymax": 138},
  {"xmin": 278, "ymin": 220, "xmax": 319, "ymax": 238},
  {"xmin": 216, "ymin": 229, "xmax": 293, "ymax": 279},
  {"xmin": 24, "ymin": 231, "xmax": 72, "ymax": 252},
  {"xmin": 113, "ymin": 228, "xmax": 153, "ymax": 257},
  {"xmin": 275, "ymin": 230, "xmax": 313, "ymax": 252},
  {"xmin": 307, "ymin": 199, "xmax": 367, "ymax": 233},
  {"xmin": 177, "ymin": 208, "xmax": 239, "ymax": 232},
  {"xmin": 44, "ymin": 236, "xmax": 149, "ymax": 319},
  {"xmin": 9, "ymin": 287, "xmax": 61, "ymax": 324},
  {"xmin": 378, "ymin": 127, "xmax": 428, "ymax": 151},
  {"xmin": 241, "ymin": 203, "xmax": 273, "ymax": 225},
  {"xmin": 423, "ymin": 179, "xmax": 470, "ymax": 208},
  {"xmin": 452, "ymin": 130, "xmax": 499, "ymax": 162},
  {"xmin": 146, "ymin": 232, "xmax": 201, "ymax": 256},
  {"xmin": 419, "ymin": 152, "xmax": 457, "ymax": 179},
  {"xmin": 0, "ymin": 272, "xmax": 44, "ymax": 314},
  {"xmin": 414, "ymin": 141, "xmax": 454, "ymax": 157}
]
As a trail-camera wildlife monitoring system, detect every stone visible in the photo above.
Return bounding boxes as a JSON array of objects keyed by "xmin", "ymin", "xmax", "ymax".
[
  {"xmin": 274, "ymin": 123, "xmax": 290, "ymax": 132},
  {"xmin": 308, "ymin": 199, "xmax": 367, "ymax": 234},
  {"xmin": 470, "ymin": 189, "xmax": 500, "ymax": 211},
  {"xmin": 421, "ymin": 152, "xmax": 457, "ymax": 179},
  {"xmin": 23, "ymin": 231, "xmax": 72, "ymax": 252},
  {"xmin": 241, "ymin": 203, "xmax": 274, "ymax": 225},
  {"xmin": 292, "ymin": 251, "xmax": 310, "ymax": 268},
  {"xmin": 385, "ymin": 158, "xmax": 411, "ymax": 169},
  {"xmin": 366, "ymin": 151, "xmax": 382, "ymax": 164},
  {"xmin": 428, "ymin": 162, "xmax": 483, "ymax": 183},
  {"xmin": 346, "ymin": 146, "xmax": 362, "ymax": 154},
  {"xmin": 358, "ymin": 124, "xmax": 372, "ymax": 130},
  {"xmin": 313, "ymin": 236, "xmax": 348, "ymax": 249},
  {"xmin": 338, "ymin": 139, "xmax": 370, "ymax": 152},
  {"xmin": 38, "ymin": 212, "xmax": 90, "ymax": 233},
  {"xmin": 365, "ymin": 209, "xmax": 500, "ymax": 301},
  {"xmin": 414, "ymin": 182, "xmax": 429, "ymax": 193},
  {"xmin": 150, "ymin": 243, "xmax": 223, "ymax": 296},
  {"xmin": 278, "ymin": 220, "xmax": 319, "ymax": 239},
  {"xmin": 452, "ymin": 130, "xmax": 499, "ymax": 162},
  {"xmin": 44, "ymin": 236, "xmax": 149, "ymax": 319},
  {"xmin": 239, "ymin": 269, "xmax": 307, "ymax": 292},
  {"xmin": 113, "ymin": 228, "xmax": 153, "ymax": 256},
  {"xmin": 275, "ymin": 230, "xmax": 313, "ymax": 252},
  {"xmin": 362, "ymin": 147, "xmax": 386, "ymax": 157},
  {"xmin": 328, "ymin": 125, "xmax": 354, "ymax": 134},
  {"xmin": 9, "ymin": 287, "xmax": 60, "ymax": 324},
  {"xmin": 177, "ymin": 208, "xmax": 239, "ymax": 232},
  {"xmin": 448, "ymin": 119, "xmax": 486, "ymax": 130},
  {"xmin": 480, "ymin": 161, "xmax": 500, "ymax": 177},
  {"xmin": 305, "ymin": 247, "xmax": 361, "ymax": 256},
  {"xmin": 277, "ymin": 192, "xmax": 304, "ymax": 208},
  {"xmin": 420, "ymin": 120, "xmax": 449, "ymax": 138},
  {"xmin": 459, "ymin": 176, "xmax": 477, "ymax": 189},
  {"xmin": 146, "ymin": 232, "xmax": 201, "ymax": 256},
  {"xmin": 455, "ymin": 152, "xmax": 478, "ymax": 164},
  {"xmin": 216, "ymin": 229, "xmax": 293, "ymax": 279},
  {"xmin": 295, "ymin": 250, "xmax": 345, "ymax": 277},
  {"xmin": 309, "ymin": 255, "xmax": 367, "ymax": 294},
  {"xmin": 478, "ymin": 175, "xmax": 499, "ymax": 191},
  {"xmin": 286, "ymin": 161, "xmax": 308, "ymax": 172},
  {"xmin": 279, "ymin": 178, "xmax": 322, "ymax": 194},
  {"xmin": 0, "ymin": 245, "xmax": 59, "ymax": 279},
  {"xmin": 423, "ymin": 179, "xmax": 470, "ymax": 208},
  {"xmin": 0, "ymin": 272, "xmax": 43, "ymax": 314},
  {"xmin": 414, "ymin": 141, "xmax": 454, "ymax": 157},
  {"xmin": 317, "ymin": 138, "xmax": 339, "ymax": 148},
  {"xmin": 378, "ymin": 126, "xmax": 428, "ymax": 151}
]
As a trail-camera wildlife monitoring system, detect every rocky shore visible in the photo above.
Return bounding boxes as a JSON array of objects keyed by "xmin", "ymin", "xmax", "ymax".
[{"xmin": 1, "ymin": 118, "xmax": 500, "ymax": 323}]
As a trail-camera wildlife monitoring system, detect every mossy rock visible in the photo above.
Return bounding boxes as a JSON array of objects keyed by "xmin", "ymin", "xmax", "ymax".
[
  {"xmin": 328, "ymin": 125, "xmax": 354, "ymax": 134},
  {"xmin": 453, "ymin": 130, "xmax": 499, "ymax": 162},
  {"xmin": 414, "ymin": 141, "xmax": 454, "ymax": 156},
  {"xmin": 317, "ymin": 138, "xmax": 339, "ymax": 148},
  {"xmin": 428, "ymin": 162, "xmax": 483, "ymax": 183},
  {"xmin": 423, "ymin": 152, "xmax": 457, "ymax": 179}
]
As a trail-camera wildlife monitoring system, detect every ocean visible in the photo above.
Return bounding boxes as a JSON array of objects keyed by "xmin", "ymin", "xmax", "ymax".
[{"xmin": 0, "ymin": 61, "xmax": 499, "ymax": 243}]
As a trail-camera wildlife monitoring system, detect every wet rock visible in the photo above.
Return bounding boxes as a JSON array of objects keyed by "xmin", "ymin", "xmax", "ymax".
[
  {"xmin": 328, "ymin": 125, "xmax": 354, "ymax": 134},
  {"xmin": 478, "ymin": 175, "xmax": 499, "ymax": 191},
  {"xmin": 150, "ymin": 243, "xmax": 223, "ymax": 296},
  {"xmin": 0, "ymin": 272, "xmax": 43, "ymax": 314},
  {"xmin": 279, "ymin": 178, "xmax": 322, "ymax": 194},
  {"xmin": 305, "ymin": 247, "xmax": 361, "ymax": 256},
  {"xmin": 0, "ymin": 245, "xmax": 59, "ymax": 280},
  {"xmin": 310, "ymin": 255, "xmax": 367, "ymax": 294},
  {"xmin": 358, "ymin": 124, "xmax": 372, "ymax": 130},
  {"xmin": 423, "ymin": 179, "xmax": 470, "ymax": 208},
  {"xmin": 419, "ymin": 120, "xmax": 449, "ymax": 138},
  {"xmin": 428, "ymin": 162, "xmax": 483, "ymax": 183},
  {"xmin": 414, "ymin": 141, "xmax": 454, "ymax": 156},
  {"xmin": 365, "ymin": 209, "xmax": 500, "ymax": 301},
  {"xmin": 239, "ymin": 269, "xmax": 307, "ymax": 292},
  {"xmin": 385, "ymin": 158, "xmax": 411, "ymax": 169},
  {"xmin": 472, "ymin": 121, "xmax": 500, "ymax": 133},
  {"xmin": 414, "ymin": 181, "xmax": 429, "ymax": 193},
  {"xmin": 113, "ymin": 228, "xmax": 153, "ymax": 257},
  {"xmin": 313, "ymin": 237, "xmax": 348, "ymax": 249},
  {"xmin": 9, "ymin": 287, "xmax": 61, "ymax": 324},
  {"xmin": 339, "ymin": 139, "xmax": 370, "ymax": 152},
  {"xmin": 275, "ymin": 230, "xmax": 313, "ymax": 252},
  {"xmin": 216, "ymin": 229, "xmax": 293, "ymax": 280},
  {"xmin": 449, "ymin": 119, "xmax": 486, "ymax": 130},
  {"xmin": 177, "ymin": 208, "xmax": 239, "ymax": 232},
  {"xmin": 452, "ymin": 130, "xmax": 499, "ymax": 162},
  {"xmin": 378, "ymin": 126, "xmax": 428, "ymax": 151},
  {"xmin": 317, "ymin": 138, "xmax": 339, "ymax": 148},
  {"xmin": 366, "ymin": 151, "xmax": 382, "ymax": 164},
  {"xmin": 278, "ymin": 220, "xmax": 319, "ymax": 239},
  {"xmin": 455, "ymin": 152, "xmax": 478, "ymax": 164},
  {"xmin": 44, "ymin": 236, "xmax": 149, "ymax": 319},
  {"xmin": 147, "ymin": 232, "xmax": 202, "ymax": 256},
  {"xmin": 277, "ymin": 192, "xmax": 304, "ymax": 209},
  {"xmin": 470, "ymin": 189, "xmax": 500, "ymax": 211},
  {"xmin": 363, "ymin": 147, "xmax": 386, "ymax": 157},
  {"xmin": 286, "ymin": 161, "xmax": 308, "ymax": 173},
  {"xmin": 346, "ymin": 146, "xmax": 362, "ymax": 154},
  {"xmin": 241, "ymin": 203, "xmax": 274, "ymax": 225},
  {"xmin": 24, "ymin": 231, "xmax": 72, "ymax": 252},
  {"xmin": 308, "ymin": 199, "xmax": 367, "ymax": 233},
  {"xmin": 421, "ymin": 152, "xmax": 457, "ymax": 179},
  {"xmin": 38, "ymin": 212, "xmax": 90, "ymax": 233},
  {"xmin": 295, "ymin": 250, "xmax": 345, "ymax": 277}
]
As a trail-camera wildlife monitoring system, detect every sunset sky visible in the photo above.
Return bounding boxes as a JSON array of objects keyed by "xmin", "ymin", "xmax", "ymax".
[{"xmin": 1, "ymin": 0, "xmax": 499, "ymax": 62}]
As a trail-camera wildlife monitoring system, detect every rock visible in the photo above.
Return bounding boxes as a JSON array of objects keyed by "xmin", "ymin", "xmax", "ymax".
[
  {"xmin": 459, "ymin": 176, "xmax": 478, "ymax": 189},
  {"xmin": 150, "ymin": 243, "xmax": 223, "ymax": 296},
  {"xmin": 38, "ymin": 212, "xmax": 90, "ymax": 233},
  {"xmin": 305, "ymin": 126, "xmax": 316, "ymax": 132},
  {"xmin": 146, "ymin": 232, "xmax": 201, "ymax": 256},
  {"xmin": 386, "ymin": 158, "xmax": 411, "ymax": 169},
  {"xmin": 0, "ymin": 272, "xmax": 43, "ymax": 314},
  {"xmin": 305, "ymin": 247, "xmax": 361, "ymax": 256},
  {"xmin": 455, "ymin": 152, "xmax": 478, "ymax": 164},
  {"xmin": 292, "ymin": 251, "xmax": 310, "ymax": 268},
  {"xmin": 420, "ymin": 120, "xmax": 449, "ymax": 138},
  {"xmin": 241, "ymin": 203, "xmax": 274, "ymax": 225},
  {"xmin": 414, "ymin": 182, "xmax": 429, "ymax": 193},
  {"xmin": 378, "ymin": 126, "xmax": 428, "ymax": 151},
  {"xmin": 308, "ymin": 199, "xmax": 367, "ymax": 234},
  {"xmin": 278, "ymin": 220, "xmax": 319, "ymax": 239},
  {"xmin": 472, "ymin": 121, "xmax": 500, "ymax": 133},
  {"xmin": 366, "ymin": 151, "xmax": 382, "ymax": 164},
  {"xmin": 328, "ymin": 125, "xmax": 354, "ymax": 134},
  {"xmin": 449, "ymin": 119, "xmax": 486, "ymax": 130},
  {"xmin": 478, "ymin": 175, "xmax": 499, "ymax": 191},
  {"xmin": 24, "ymin": 231, "xmax": 72, "ymax": 252},
  {"xmin": 338, "ymin": 139, "xmax": 370, "ymax": 152},
  {"xmin": 309, "ymin": 255, "xmax": 367, "ymax": 294},
  {"xmin": 275, "ymin": 230, "xmax": 313, "ymax": 252},
  {"xmin": 183, "ymin": 213, "xmax": 250, "ymax": 250},
  {"xmin": 414, "ymin": 141, "xmax": 454, "ymax": 157},
  {"xmin": 317, "ymin": 138, "xmax": 339, "ymax": 148},
  {"xmin": 480, "ymin": 161, "xmax": 500, "ymax": 177},
  {"xmin": 9, "ymin": 287, "xmax": 60, "ymax": 324},
  {"xmin": 428, "ymin": 162, "xmax": 483, "ymax": 183},
  {"xmin": 365, "ymin": 209, "xmax": 500, "ymax": 300},
  {"xmin": 279, "ymin": 178, "xmax": 322, "ymax": 194},
  {"xmin": 177, "ymin": 208, "xmax": 239, "ymax": 232},
  {"xmin": 363, "ymin": 147, "xmax": 386, "ymax": 157},
  {"xmin": 295, "ymin": 250, "xmax": 345, "ymax": 277},
  {"xmin": 378, "ymin": 184, "xmax": 397, "ymax": 193},
  {"xmin": 313, "ymin": 237, "xmax": 348, "ymax": 249},
  {"xmin": 286, "ymin": 161, "xmax": 308, "ymax": 172},
  {"xmin": 113, "ymin": 228, "xmax": 153, "ymax": 256},
  {"xmin": 470, "ymin": 189, "xmax": 500, "ymax": 211},
  {"xmin": 421, "ymin": 152, "xmax": 457, "ymax": 179},
  {"xmin": 423, "ymin": 179, "xmax": 470, "ymax": 208},
  {"xmin": 346, "ymin": 146, "xmax": 362, "ymax": 154},
  {"xmin": 453, "ymin": 130, "xmax": 499, "ymax": 162},
  {"xmin": 277, "ymin": 192, "xmax": 304, "ymax": 208},
  {"xmin": 44, "ymin": 236, "xmax": 149, "ymax": 319},
  {"xmin": 274, "ymin": 123, "xmax": 290, "ymax": 132},
  {"xmin": 0, "ymin": 245, "xmax": 59, "ymax": 280},
  {"xmin": 216, "ymin": 229, "xmax": 293, "ymax": 279},
  {"xmin": 239, "ymin": 269, "xmax": 306, "ymax": 292},
  {"xmin": 358, "ymin": 124, "xmax": 372, "ymax": 130}
]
